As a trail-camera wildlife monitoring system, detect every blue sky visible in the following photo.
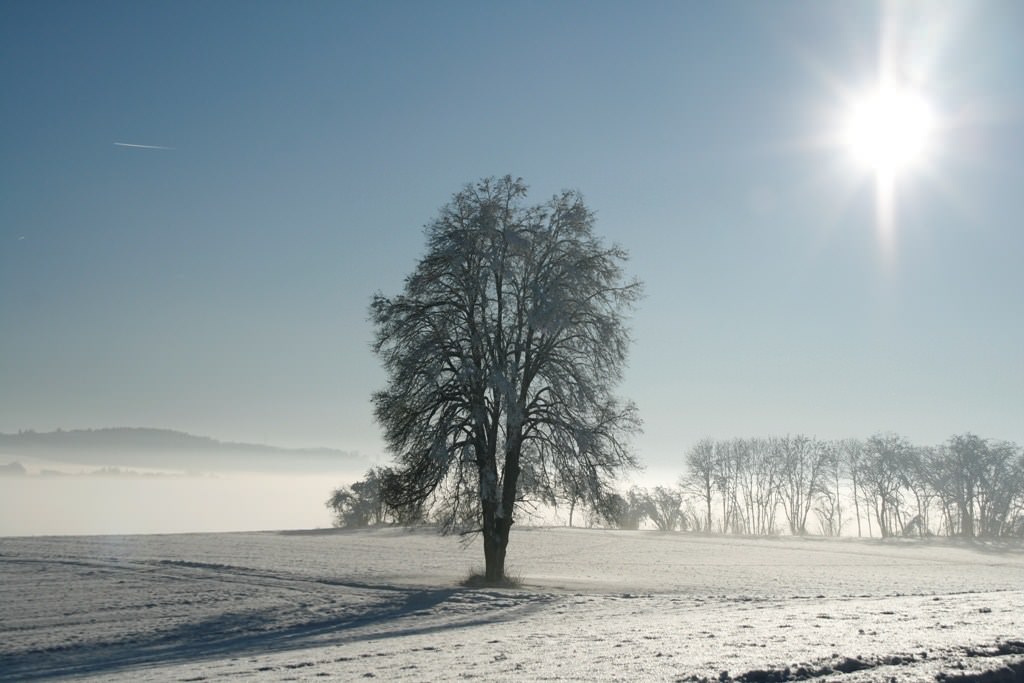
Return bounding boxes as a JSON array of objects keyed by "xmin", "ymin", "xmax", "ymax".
[{"xmin": 2, "ymin": 1, "xmax": 1022, "ymax": 474}]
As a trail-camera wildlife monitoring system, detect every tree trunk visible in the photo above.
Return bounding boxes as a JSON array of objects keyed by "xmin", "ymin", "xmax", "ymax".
[
  {"xmin": 865, "ymin": 496, "xmax": 874, "ymax": 538},
  {"xmin": 959, "ymin": 499, "xmax": 975, "ymax": 538},
  {"xmin": 478, "ymin": 437, "xmax": 507, "ymax": 583},
  {"xmin": 483, "ymin": 516, "xmax": 512, "ymax": 583},
  {"xmin": 852, "ymin": 474, "xmax": 862, "ymax": 537},
  {"xmin": 479, "ymin": 424, "xmax": 522, "ymax": 585},
  {"xmin": 834, "ymin": 470, "xmax": 843, "ymax": 536}
]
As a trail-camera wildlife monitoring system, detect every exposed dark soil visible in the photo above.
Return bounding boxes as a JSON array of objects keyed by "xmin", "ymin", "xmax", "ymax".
[{"xmin": 679, "ymin": 640, "xmax": 1024, "ymax": 683}]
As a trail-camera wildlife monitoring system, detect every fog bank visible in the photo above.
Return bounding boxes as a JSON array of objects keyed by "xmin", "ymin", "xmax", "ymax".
[{"xmin": 0, "ymin": 473, "xmax": 347, "ymax": 536}]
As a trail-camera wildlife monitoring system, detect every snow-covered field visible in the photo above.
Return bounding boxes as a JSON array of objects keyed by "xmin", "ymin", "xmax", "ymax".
[{"xmin": 2, "ymin": 528, "xmax": 1022, "ymax": 682}]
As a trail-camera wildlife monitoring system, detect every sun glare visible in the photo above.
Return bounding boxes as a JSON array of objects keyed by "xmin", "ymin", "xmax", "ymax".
[
  {"xmin": 837, "ymin": 82, "xmax": 939, "ymax": 250},
  {"xmin": 843, "ymin": 86, "xmax": 935, "ymax": 178}
]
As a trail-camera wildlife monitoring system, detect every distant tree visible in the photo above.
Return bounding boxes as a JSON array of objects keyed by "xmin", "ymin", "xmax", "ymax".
[
  {"xmin": 776, "ymin": 435, "xmax": 830, "ymax": 536},
  {"xmin": 372, "ymin": 177, "xmax": 642, "ymax": 583},
  {"xmin": 588, "ymin": 492, "xmax": 626, "ymax": 528},
  {"xmin": 643, "ymin": 485, "xmax": 688, "ymax": 531},
  {"xmin": 940, "ymin": 433, "xmax": 988, "ymax": 538},
  {"xmin": 564, "ymin": 493, "xmax": 582, "ymax": 527},
  {"xmin": 861, "ymin": 433, "xmax": 914, "ymax": 537},
  {"xmin": 592, "ymin": 488, "xmax": 648, "ymax": 530},
  {"xmin": 813, "ymin": 441, "xmax": 844, "ymax": 537},
  {"xmin": 734, "ymin": 437, "xmax": 783, "ymax": 535},
  {"xmin": 326, "ymin": 487, "xmax": 365, "ymax": 528},
  {"xmin": 713, "ymin": 440, "xmax": 741, "ymax": 533},
  {"xmin": 839, "ymin": 438, "xmax": 866, "ymax": 537},
  {"xmin": 901, "ymin": 446, "xmax": 938, "ymax": 537},
  {"xmin": 559, "ymin": 484, "xmax": 586, "ymax": 528},
  {"xmin": 931, "ymin": 434, "xmax": 1024, "ymax": 538},
  {"xmin": 1008, "ymin": 447, "xmax": 1024, "ymax": 537},
  {"xmin": 681, "ymin": 438, "xmax": 717, "ymax": 532},
  {"xmin": 980, "ymin": 441, "xmax": 1024, "ymax": 537},
  {"xmin": 532, "ymin": 458, "xmax": 589, "ymax": 528},
  {"xmin": 326, "ymin": 466, "xmax": 396, "ymax": 528},
  {"xmin": 726, "ymin": 438, "xmax": 752, "ymax": 534}
]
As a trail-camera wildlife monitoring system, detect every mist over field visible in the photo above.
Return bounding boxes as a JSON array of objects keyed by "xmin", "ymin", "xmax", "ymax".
[
  {"xmin": 0, "ymin": 429, "xmax": 679, "ymax": 537},
  {"xmin": 0, "ymin": 429, "xmax": 369, "ymax": 536},
  {"xmin": 0, "ymin": 472, "xmax": 353, "ymax": 536}
]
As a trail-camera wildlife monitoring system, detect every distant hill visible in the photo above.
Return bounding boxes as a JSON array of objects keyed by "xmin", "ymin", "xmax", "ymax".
[{"xmin": 0, "ymin": 428, "xmax": 367, "ymax": 474}]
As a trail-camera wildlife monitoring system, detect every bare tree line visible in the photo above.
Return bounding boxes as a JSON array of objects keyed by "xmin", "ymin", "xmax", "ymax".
[{"xmin": 666, "ymin": 432, "xmax": 1023, "ymax": 538}]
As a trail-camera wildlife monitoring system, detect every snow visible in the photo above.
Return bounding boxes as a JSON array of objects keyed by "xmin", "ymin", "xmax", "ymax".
[{"xmin": 2, "ymin": 527, "xmax": 1023, "ymax": 681}]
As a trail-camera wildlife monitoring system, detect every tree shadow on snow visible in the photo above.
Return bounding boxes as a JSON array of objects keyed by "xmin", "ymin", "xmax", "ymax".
[{"xmin": 0, "ymin": 582, "xmax": 547, "ymax": 681}]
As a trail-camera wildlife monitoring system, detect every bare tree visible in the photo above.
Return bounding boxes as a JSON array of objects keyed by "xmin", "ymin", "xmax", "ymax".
[
  {"xmin": 938, "ymin": 433, "xmax": 987, "ymax": 538},
  {"xmin": 326, "ymin": 467, "xmax": 401, "ymax": 528},
  {"xmin": 543, "ymin": 461, "xmax": 589, "ymax": 528},
  {"xmin": 813, "ymin": 440, "xmax": 844, "ymax": 536},
  {"xmin": 728, "ymin": 438, "xmax": 753, "ymax": 534},
  {"xmin": 594, "ymin": 487, "xmax": 648, "ymax": 530},
  {"xmin": 562, "ymin": 489, "xmax": 584, "ymax": 528},
  {"xmin": 713, "ymin": 439, "xmax": 743, "ymax": 533},
  {"xmin": 861, "ymin": 433, "xmax": 914, "ymax": 538},
  {"xmin": 776, "ymin": 435, "xmax": 830, "ymax": 535},
  {"xmin": 681, "ymin": 438, "xmax": 717, "ymax": 532},
  {"xmin": 839, "ymin": 438, "xmax": 866, "ymax": 537},
  {"xmin": 643, "ymin": 485, "xmax": 688, "ymax": 531},
  {"xmin": 979, "ymin": 441, "xmax": 1024, "ymax": 537},
  {"xmin": 372, "ymin": 176, "xmax": 642, "ymax": 583},
  {"xmin": 1008, "ymin": 447, "xmax": 1024, "ymax": 537},
  {"xmin": 931, "ymin": 435, "xmax": 1024, "ymax": 538},
  {"xmin": 734, "ymin": 437, "xmax": 783, "ymax": 536},
  {"xmin": 902, "ymin": 446, "xmax": 937, "ymax": 537}
]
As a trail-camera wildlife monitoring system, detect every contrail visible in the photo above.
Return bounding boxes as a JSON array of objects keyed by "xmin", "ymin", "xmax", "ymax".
[{"xmin": 114, "ymin": 142, "xmax": 174, "ymax": 150}]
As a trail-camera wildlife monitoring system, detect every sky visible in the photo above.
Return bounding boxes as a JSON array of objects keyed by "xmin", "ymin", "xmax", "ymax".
[{"xmin": 2, "ymin": 1, "xmax": 1023, "ymax": 481}]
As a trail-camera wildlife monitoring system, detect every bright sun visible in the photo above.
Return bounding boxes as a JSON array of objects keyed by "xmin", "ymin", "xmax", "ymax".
[{"xmin": 843, "ymin": 86, "xmax": 935, "ymax": 178}]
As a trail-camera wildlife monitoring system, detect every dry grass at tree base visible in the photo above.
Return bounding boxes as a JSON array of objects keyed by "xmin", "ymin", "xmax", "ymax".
[{"xmin": 460, "ymin": 566, "xmax": 524, "ymax": 589}]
